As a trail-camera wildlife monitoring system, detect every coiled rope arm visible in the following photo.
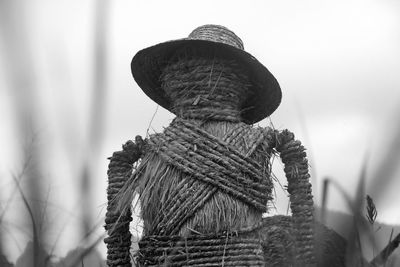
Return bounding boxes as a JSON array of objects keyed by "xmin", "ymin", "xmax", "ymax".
[
  {"xmin": 272, "ymin": 129, "xmax": 315, "ymax": 266},
  {"xmin": 104, "ymin": 136, "xmax": 145, "ymax": 267}
]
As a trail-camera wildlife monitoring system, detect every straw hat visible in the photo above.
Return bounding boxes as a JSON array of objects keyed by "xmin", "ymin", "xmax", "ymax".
[{"xmin": 131, "ymin": 24, "xmax": 282, "ymax": 124}]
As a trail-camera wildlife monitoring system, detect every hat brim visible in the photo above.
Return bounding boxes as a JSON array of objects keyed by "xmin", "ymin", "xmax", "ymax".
[{"xmin": 131, "ymin": 39, "xmax": 282, "ymax": 124}]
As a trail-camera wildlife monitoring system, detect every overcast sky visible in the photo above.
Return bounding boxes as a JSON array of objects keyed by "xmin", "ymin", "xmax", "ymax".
[{"xmin": 1, "ymin": 0, "xmax": 400, "ymax": 262}]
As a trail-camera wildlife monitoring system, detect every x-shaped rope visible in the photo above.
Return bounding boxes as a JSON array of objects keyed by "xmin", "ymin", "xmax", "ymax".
[{"xmin": 147, "ymin": 118, "xmax": 273, "ymax": 236}]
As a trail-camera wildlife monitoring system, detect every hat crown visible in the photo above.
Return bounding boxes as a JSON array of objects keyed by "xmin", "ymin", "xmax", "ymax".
[{"xmin": 188, "ymin": 24, "xmax": 244, "ymax": 50}]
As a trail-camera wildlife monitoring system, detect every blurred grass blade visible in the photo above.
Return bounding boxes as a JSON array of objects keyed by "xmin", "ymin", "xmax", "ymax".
[
  {"xmin": 370, "ymin": 232, "xmax": 400, "ymax": 267},
  {"xmin": 322, "ymin": 156, "xmax": 379, "ymax": 266},
  {"xmin": 11, "ymin": 174, "xmax": 39, "ymax": 267},
  {"xmin": 345, "ymin": 157, "xmax": 367, "ymax": 267},
  {"xmin": 68, "ymin": 233, "xmax": 106, "ymax": 267},
  {"xmin": 369, "ymin": 111, "xmax": 400, "ymax": 203},
  {"xmin": 296, "ymin": 103, "xmax": 318, "ymax": 202},
  {"xmin": 0, "ymin": 1, "xmax": 46, "ymax": 266},
  {"xmin": 79, "ymin": 0, "xmax": 110, "ymax": 240},
  {"xmin": 320, "ymin": 178, "xmax": 329, "ymax": 225}
]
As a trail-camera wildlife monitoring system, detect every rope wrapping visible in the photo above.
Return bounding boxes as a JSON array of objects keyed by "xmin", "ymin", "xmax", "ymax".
[
  {"xmin": 146, "ymin": 119, "xmax": 272, "ymax": 237},
  {"xmin": 161, "ymin": 58, "xmax": 251, "ymax": 123},
  {"xmin": 138, "ymin": 234, "xmax": 264, "ymax": 266},
  {"xmin": 274, "ymin": 130, "xmax": 315, "ymax": 266},
  {"xmin": 105, "ymin": 136, "xmax": 145, "ymax": 267}
]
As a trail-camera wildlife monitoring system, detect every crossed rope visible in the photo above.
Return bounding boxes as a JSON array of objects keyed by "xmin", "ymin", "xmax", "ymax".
[
  {"xmin": 105, "ymin": 119, "xmax": 314, "ymax": 266},
  {"xmin": 147, "ymin": 119, "xmax": 271, "ymax": 236}
]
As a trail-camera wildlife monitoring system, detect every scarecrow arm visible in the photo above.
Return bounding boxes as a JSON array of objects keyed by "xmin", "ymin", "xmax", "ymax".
[
  {"xmin": 104, "ymin": 136, "xmax": 145, "ymax": 267},
  {"xmin": 274, "ymin": 129, "xmax": 315, "ymax": 266}
]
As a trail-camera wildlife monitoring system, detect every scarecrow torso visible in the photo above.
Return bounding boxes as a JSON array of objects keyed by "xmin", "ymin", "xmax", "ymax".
[{"xmin": 135, "ymin": 119, "xmax": 274, "ymax": 237}]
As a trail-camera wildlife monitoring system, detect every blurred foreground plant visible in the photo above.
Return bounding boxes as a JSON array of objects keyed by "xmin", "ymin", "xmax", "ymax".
[{"xmin": 320, "ymin": 175, "xmax": 400, "ymax": 266}]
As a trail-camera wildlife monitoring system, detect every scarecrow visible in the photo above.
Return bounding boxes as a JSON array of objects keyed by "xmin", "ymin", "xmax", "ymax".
[{"xmin": 105, "ymin": 25, "xmax": 340, "ymax": 267}]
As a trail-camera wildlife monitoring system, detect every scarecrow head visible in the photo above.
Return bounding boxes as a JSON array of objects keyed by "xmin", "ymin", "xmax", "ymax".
[{"xmin": 131, "ymin": 24, "xmax": 282, "ymax": 124}]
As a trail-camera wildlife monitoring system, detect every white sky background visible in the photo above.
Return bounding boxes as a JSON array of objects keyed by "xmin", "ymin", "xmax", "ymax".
[{"xmin": 0, "ymin": 0, "xmax": 400, "ymax": 262}]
